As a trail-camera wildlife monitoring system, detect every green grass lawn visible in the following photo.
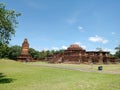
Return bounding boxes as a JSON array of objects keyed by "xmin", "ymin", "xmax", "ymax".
[
  {"xmin": 0, "ymin": 59, "xmax": 120, "ymax": 90},
  {"xmin": 28, "ymin": 62, "xmax": 120, "ymax": 74}
]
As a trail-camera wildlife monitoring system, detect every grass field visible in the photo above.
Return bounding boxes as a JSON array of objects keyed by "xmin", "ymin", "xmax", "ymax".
[
  {"xmin": 0, "ymin": 59, "xmax": 120, "ymax": 90},
  {"xmin": 28, "ymin": 62, "xmax": 120, "ymax": 74}
]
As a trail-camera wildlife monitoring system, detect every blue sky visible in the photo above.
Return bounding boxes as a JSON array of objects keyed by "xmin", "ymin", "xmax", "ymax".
[{"xmin": 1, "ymin": 0, "xmax": 120, "ymax": 54}]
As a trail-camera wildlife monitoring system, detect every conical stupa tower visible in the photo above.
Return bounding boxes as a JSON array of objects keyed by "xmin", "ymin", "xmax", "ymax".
[{"xmin": 17, "ymin": 38, "xmax": 32, "ymax": 62}]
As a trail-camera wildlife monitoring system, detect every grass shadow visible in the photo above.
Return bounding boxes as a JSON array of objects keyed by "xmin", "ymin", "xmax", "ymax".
[{"xmin": 0, "ymin": 73, "xmax": 14, "ymax": 84}]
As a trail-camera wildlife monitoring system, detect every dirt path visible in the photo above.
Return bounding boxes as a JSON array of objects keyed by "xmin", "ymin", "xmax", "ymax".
[{"xmin": 29, "ymin": 64, "xmax": 120, "ymax": 74}]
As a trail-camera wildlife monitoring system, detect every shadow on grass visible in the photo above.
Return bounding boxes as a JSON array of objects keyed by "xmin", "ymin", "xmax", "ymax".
[{"xmin": 0, "ymin": 73, "xmax": 14, "ymax": 84}]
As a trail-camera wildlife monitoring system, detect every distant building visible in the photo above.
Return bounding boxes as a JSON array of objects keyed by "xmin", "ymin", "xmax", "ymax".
[
  {"xmin": 48, "ymin": 44, "xmax": 118, "ymax": 64},
  {"xmin": 17, "ymin": 38, "xmax": 32, "ymax": 62}
]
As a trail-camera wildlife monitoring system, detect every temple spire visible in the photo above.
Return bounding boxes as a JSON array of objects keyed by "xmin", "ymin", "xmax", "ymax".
[{"xmin": 17, "ymin": 38, "xmax": 32, "ymax": 62}]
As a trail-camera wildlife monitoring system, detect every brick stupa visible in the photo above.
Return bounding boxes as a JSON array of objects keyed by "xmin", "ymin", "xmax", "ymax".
[{"xmin": 18, "ymin": 38, "xmax": 32, "ymax": 62}]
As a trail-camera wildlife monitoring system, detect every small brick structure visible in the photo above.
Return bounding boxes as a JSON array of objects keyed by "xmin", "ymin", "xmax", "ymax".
[
  {"xmin": 17, "ymin": 38, "xmax": 32, "ymax": 62},
  {"xmin": 48, "ymin": 44, "xmax": 118, "ymax": 64}
]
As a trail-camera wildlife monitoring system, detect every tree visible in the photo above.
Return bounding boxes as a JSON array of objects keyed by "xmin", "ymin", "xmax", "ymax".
[
  {"xmin": 58, "ymin": 49, "xmax": 65, "ymax": 53},
  {"xmin": 8, "ymin": 45, "xmax": 21, "ymax": 60},
  {"xmin": 115, "ymin": 45, "xmax": 120, "ymax": 59},
  {"xmin": 0, "ymin": 43, "xmax": 9, "ymax": 58},
  {"xmin": 0, "ymin": 3, "xmax": 21, "ymax": 44},
  {"xmin": 39, "ymin": 50, "xmax": 48, "ymax": 59},
  {"xmin": 29, "ymin": 48, "xmax": 40, "ymax": 59},
  {"xmin": 115, "ymin": 45, "xmax": 120, "ymax": 52}
]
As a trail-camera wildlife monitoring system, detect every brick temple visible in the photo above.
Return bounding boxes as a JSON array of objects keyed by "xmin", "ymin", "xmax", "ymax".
[
  {"xmin": 48, "ymin": 44, "xmax": 118, "ymax": 64},
  {"xmin": 17, "ymin": 38, "xmax": 32, "ymax": 62}
]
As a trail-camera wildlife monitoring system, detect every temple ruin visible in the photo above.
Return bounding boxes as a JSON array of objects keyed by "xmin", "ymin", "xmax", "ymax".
[
  {"xmin": 17, "ymin": 38, "xmax": 32, "ymax": 62},
  {"xmin": 48, "ymin": 44, "xmax": 118, "ymax": 64},
  {"xmin": 17, "ymin": 39, "xmax": 118, "ymax": 64}
]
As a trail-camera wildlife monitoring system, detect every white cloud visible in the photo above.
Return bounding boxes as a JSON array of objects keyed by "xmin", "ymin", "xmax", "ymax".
[
  {"xmin": 89, "ymin": 35, "xmax": 108, "ymax": 44},
  {"xmin": 43, "ymin": 48, "xmax": 49, "ymax": 51},
  {"xmin": 78, "ymin": 26, "xmax": 83, "ymax": 30},
  {"xmin": 62, "ymin": 45, "xmax": 67, "ymax": 49},
  {"xmin": 66, "ymin": 11, "xmax": 81, "ymax": 24},
  {"xmin": 74, "ymin": 42, "xmax": 86, "ymax": 49},
  {"xmin": 78, "ymin": 26, "xmax": 85, "ymax": 32},
  {"xmin": 81, "ymin": 45, "xmax": 86, "ymax": 49},
  {"xmin": 74, "ymin": 42, "xmax": 82, "ymax": 46},
  {"xmin": 52, "ymin": 47, "xmax": 59, "ymax": 51},
  {"xmin": 103, "ymin": 48, "xmax": 116, "ymax": 54},
  {"xmin": 111, "ymin": 32, "xmax": 116, "ymax": 35}
]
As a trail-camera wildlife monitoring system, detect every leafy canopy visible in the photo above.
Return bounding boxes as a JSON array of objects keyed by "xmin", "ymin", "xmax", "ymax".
[
  {"xmin": 115, "ymin": 45, "xmax": 120, "ymax": 59},
  {"xmin": 0, "ymin": 3, "xmax": 21, "ymax": 44}
]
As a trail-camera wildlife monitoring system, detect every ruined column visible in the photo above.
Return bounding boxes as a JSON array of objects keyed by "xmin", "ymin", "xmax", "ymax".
[
  {"xmin": 78, "ymin": 53, "xmax": 82, "ymax": 63},
  {"xmin": 105, "ymin": 53, "xmax": 110, "ymax": 64},
  {"xmin": 98, "ymin": 52, "xmax": 103, "ymax": 64}
]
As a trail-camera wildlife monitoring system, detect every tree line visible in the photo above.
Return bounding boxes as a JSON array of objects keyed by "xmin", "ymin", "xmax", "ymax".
[
  {"xmin": 0, "ymin": 44, "xmax": 64, "ymax": 60},
  {"xmin": 0, "ymin": 44, "xmax": 120, "ymax": 60}
]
